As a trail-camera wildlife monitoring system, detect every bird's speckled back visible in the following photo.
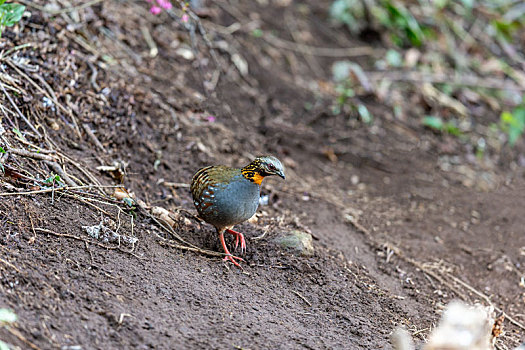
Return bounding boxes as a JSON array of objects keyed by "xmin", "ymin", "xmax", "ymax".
[{"xmin": 191, "ymin": 165, "xmax": 261, "ymax": 229}]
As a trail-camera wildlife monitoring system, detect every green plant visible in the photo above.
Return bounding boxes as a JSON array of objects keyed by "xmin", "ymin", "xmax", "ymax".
[
  {"xmin": 0, "ymin": 0, "xmax": 25, "ymax": 37},
  {"xmin": 378, "ymin": 0, "xmax": 428, "ymax": 47},
  {"xmin": 334, "ymin": 82, "xmax": 355, "ymax": 110},
  {"xmin": 330, "ymin": 0, "xmax": 428, "ymax": 47},
  {"xmin": 422, "ymin": 116, "xmax": 461, "ymax": 136},
  {"xmin": 331, "ymin": 61, "xmax": 373, "ymax": 123},
  {"xmin": 251, "ymin": 28, "xmax": 263, "ymax": 38},
  {"xmin": 500, "ymin": 101, "xmax": 525, "ymax": 146},
  {"xmin": 330, "ymin": 0, "xmax": 367, "ymax": 34},
  {"xmin": 44, "ymin": 173, "xmax": 64, "ymax": 186}
]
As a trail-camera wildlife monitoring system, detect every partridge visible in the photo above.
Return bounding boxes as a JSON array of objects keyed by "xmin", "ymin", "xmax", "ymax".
[{"xmin": 191, "ymin": 155, "xmax": 285, "ymax": 267}]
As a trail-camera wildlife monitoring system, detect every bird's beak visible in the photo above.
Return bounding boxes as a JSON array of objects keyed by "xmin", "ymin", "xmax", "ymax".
[{"xmin": 278, "ymin": 172, "xmax": 286, "ymax": 180}]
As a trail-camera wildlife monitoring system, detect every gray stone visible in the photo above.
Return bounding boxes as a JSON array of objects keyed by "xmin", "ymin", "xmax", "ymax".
[{"xmin": 273, "ymin": 230, "xmax": 314, "ymax": 256}]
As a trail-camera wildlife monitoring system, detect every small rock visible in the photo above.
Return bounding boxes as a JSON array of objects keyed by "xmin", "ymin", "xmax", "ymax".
[
  {"xmin": 259, "ymin": 195, "xmax": 269, "ymax": 206},
  {"xmin": 175, "ymin": 46, "xmax": 194, "ymax": 60},
  {"xmin": 247, "ymin": 215, "xmax": 258, "ymax": 224},
  {"xmin": 424, "ymin": 301, "xmax": 493, "ymax": 350},
  {"xmin": 391, "ymin": 327, "xmax": 415, "ymax": 350},
  {"xmin": 273, "ymin": 230, "xmax": 314, "ymax": 256}
]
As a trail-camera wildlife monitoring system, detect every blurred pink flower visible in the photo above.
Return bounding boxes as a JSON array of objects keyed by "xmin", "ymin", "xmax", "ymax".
[
  {"xmin": 158, "ymin": 0, "xmax": 172, "ymax": 9},
  {"xmin": 182, "ymin": 13, "xmax": 189, "ymax": 23},
  {"xmin": 206, "ymin": 115, "xmax": 216, "ymax": 122},
  {"xmin": 150, "ymin": 5, "xmax": 162, "ymax": 14},
  {"xmin": 148, "ymin": 0, "xmax": 172, "ymax": 14}
]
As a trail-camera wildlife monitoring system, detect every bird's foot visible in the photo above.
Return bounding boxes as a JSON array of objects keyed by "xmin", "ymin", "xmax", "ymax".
[
  {"xmin": 223, "ymin": 254, "xmax": 245, "ymax": 268},
  {"xmin": 220, "ymin": 229, "xmax": 245, "ymax": 269},
  {"xmin": 226, "ymin": 229, "xmax": 246, "ymax": 253}
]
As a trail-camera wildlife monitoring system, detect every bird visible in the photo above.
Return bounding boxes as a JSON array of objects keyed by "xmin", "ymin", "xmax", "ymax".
[{"xmin": 191, "ymin": 155, "xmax": 285, "ymax": 267}]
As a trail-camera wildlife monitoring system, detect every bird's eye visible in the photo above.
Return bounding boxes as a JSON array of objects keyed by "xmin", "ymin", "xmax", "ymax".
[{"xmin": 268, "ymin": 164, "xmax": 275, "ymax": 170}]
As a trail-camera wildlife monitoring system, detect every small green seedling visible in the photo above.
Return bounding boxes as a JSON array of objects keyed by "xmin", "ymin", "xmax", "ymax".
[
  {"xmin": 122, "ymin": 197, "xmax": 135, "ymax": 207},
  {"xmin": 500, "ymin": 104, "xmax": 525, "ymax": 146},
  {"xmin": 0, "ymin": 1, "xmax": 25, "ymax": 37},
  {"xmin": 422, "ymin": 116, "xmax": 461, "ymax": 136},
  {"xmin": 12, "ymin": 127, "xmax": 22, "ymax": 138},
  {"xmin": 44, "ymin": 173, "xmax": 64, "ymax": 186},
  {"xmin": 251, "ymin": 28, "xmax": 263, "ymax": 38}
]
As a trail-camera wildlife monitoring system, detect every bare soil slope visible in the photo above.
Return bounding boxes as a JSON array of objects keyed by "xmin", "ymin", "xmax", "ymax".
[{"xmin": 0, "ymin": 1, "xmax": 524, "ymax": 349}]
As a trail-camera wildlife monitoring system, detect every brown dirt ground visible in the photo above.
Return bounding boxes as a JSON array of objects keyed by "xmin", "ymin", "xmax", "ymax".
[{"xmin": 0, "ymin": 1, "xmax": 524, "ymax": 349}]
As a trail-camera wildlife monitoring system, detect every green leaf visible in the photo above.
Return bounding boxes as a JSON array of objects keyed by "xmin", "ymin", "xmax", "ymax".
[
  {"xmin": 0, "ymin": 3, "xmax": 25, "ymax": 27},
  {"xmin": 444, "ymin": 121, "xmax": 461, "ymax": 136},
  {"xmin": 385, "ymin": 49, "xmax": 403, "ymax": 67},
  {"xmin": 357, "ymin": 104, "xmax": 373, "ymax": 124},
  {"xmin": 433, "ymin": 0, "xmax": 449, "ymax": 9},
  {"xmin": 44, "ymin": 174, "xmax": 62, "ymax": 184},
  {"xmin": 332, "ymin": 61, "xmax": 352, "ymax": 82},
  {"xmin": 508, "ymin": 127, "xmax": 521, "ymax": 146},
  {"xmin": 422, "ymin": 116, "xmax": 444, "ymax": 130},
  {"xmin": 0, "ymin": 340, "xmax": 10, "ymax": 350},
  {"xmin": 0, "ymin": 309, "xmax": 17, "ymax": 324},
  {"xmin": 0, "ymin": 146, "xmax": 5, "ymax": 153},
  {"xmin": 122, "ymin": 197, "xmax": 135, "ymax": 207},
  {"xmin": 500, "ymin": 107, "xmax": 525, "ymax": 146},
  {"xmin": 251, "ymin": 29, "xmax": 263, "ymax": 38},
  {"xmin": 491, "ymin": 19, "xmax": 520, "ymax": 42},
  {"xmin": 12, "ymin": 128, "xmax": 22, "ymax": 138},
  {"xmin": 459, "ymin": 0, "xmax": 473, "ymax": 8},
  {"xmin": 381, "ymin": 0, "xmax": 426, "ymax": 47},
  {"xmin": 329, "ymin": 0, "xmax": 364, "ymax": 33}
]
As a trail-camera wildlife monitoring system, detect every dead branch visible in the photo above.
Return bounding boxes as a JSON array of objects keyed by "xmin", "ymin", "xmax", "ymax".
[
  {"xmin": 7, "ymin": 148, "xmax": 58, "ymax": 162},
  {"xmin": 0, "ymin": 184, "xmax": 121, "ymax": 197},
  {"xmin": 82, "ymin": 123, "xmax": 106, "ymax": 152}
]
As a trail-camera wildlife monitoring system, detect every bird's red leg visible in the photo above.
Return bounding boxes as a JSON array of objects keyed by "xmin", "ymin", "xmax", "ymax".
[
  {"xmin": 219, "ymin": 229, "xmax": 244, "ymax": 268},
  {"xmin": 226, "ymin": 228, "xmax": 246, "ymax": 253}
]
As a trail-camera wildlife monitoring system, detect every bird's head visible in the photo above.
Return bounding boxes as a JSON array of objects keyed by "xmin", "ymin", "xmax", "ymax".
[{"xmin": 242, "ymin": 155, "xmax": 286, "ymax": 185}]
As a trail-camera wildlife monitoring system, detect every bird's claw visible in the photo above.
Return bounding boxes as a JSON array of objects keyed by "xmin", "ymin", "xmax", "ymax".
[
  {"xmin": 223, "ymin": 254, "xmax": 245, "ymax": 268},
  {"xmin": 227, "ymin": 229, "xmax": 246, "ymax": 254}
]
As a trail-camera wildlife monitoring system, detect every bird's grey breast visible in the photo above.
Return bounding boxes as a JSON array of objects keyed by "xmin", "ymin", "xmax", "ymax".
[{"xmin": 211, "ymin": 175, "xmax": 260, "ymax": 227}]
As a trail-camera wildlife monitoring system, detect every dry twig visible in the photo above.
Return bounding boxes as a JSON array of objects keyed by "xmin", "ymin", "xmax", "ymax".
[
  {"xmin": 82, "ymin": 123, "xmax": 106, "ymax": 152},
  {"xmin": 292, "ymin": 290, "xmax": 312, "ymax": 307},
  {"xmin": 7, "ymin": 148, "xmax": 58, "ymax": 162},
  {"xmin": 0, "ymin": 80, "xmax": 42, "ymax": 138},
  {"xmin": 0, "ymin": 184, "xmax": 120, "ymax": 197},
  {"xmin": 0, "ymin": 257, "xmax": 22, "ymax": 274}
]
